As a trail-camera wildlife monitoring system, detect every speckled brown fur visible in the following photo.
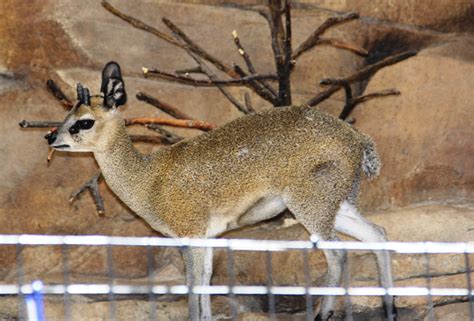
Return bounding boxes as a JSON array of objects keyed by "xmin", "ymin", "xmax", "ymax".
[
  {"xmin": 58, "ymin": 102, "xmax": 376, "ymax": 240},
  {"xmin": 53, "ymin": 100, "xmax": 378, "ymax": 238}
]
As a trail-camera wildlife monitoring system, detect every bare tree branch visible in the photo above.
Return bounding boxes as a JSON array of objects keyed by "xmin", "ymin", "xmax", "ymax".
[
  {"xmin": 161, "ymin": 17, "xmax": 239, "ymax": 78},
  {"xmin": 69, "ymin": 171, "xmax": 105, "ymax": 216},
  {"xmin": 232, "ymin": 30, "xmax": 278, "ymax": 99},
  {"xmin": 319, "ymin": 50, "xmax": 417, "ymax": 86},
  {"xmin": 316, "ymin": 37, "xmax": 368, "ymax": 56},
  {"xmin": 268, "ymin": 0, "xmax": 285, "ymax": 69},
  {"xmin": 280, "ymin": 0, "xmax": 292, "ymax": 106},
  {"xmin": 175, "ymin": 66, "xmax": 203, "ymax": 75},
  {"xmin": 307, "ymin": 50, "xmax": 417, "ymax": 106},
  {"xmin": 233, "ymin": 64, "xmax": 277, "ymax": 105},
  {"xmin": 163, "ymin": 18, "xmax": 250, "ymax": 114},
  {"xmin": 142, "ymin": 67, "xmax": 277, "ymax": 86},
  {"xmin": 102, "ymin": 1, "xmax": 240, "ymax": 79},
  {"xmin": 136, "ymin": 92, "xmax": 194, "ymax": 120},
  {"xmin": 338, "ymin": 85, "xmax": 400, "ymax": 120},
  {"xmin": 339, "ymin": 87, "xmax": 400, "ymax": 120},
  {"xmin": 244, "ymin": 92, "xmax": 255, "ymax": 114},
  {"xmin": 268, "ymin": 0, "xmax": 291, "ymax": 106},
  {"xmin": 46, "ymin": 80, "xmax": 73, "ymax": 109},
  {"xmin": 232, "ymin": 30, "xmax": 257, "ymax": 74},
  {"xmin": 101, "ymin": 1, "xmax": 183, "ymax": 48},
  {"xmin": 125, "ymin": 117, "xmax": 215, "ymax": 131},
  {"xmin": 19, "ymin": 120, "xmax": 61, "ymax": 128},
  {"xmin": 351, "ymin": 88, "xmax": 400, "ymax": 105},
  {"xmin": 292, "ymin": 11, "xmax": 360, "ymax": 60}
]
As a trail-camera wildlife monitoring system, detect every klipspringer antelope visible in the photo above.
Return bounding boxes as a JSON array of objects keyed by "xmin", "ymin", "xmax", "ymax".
[{"xmin": 46, "ymin": 62, "xmax": 396, "ymax": 321}]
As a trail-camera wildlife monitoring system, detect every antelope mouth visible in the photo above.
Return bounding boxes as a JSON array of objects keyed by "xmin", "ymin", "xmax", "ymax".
[{"xmin": 52, "ymin": 144, "xmax": 70, "ymax": 149}]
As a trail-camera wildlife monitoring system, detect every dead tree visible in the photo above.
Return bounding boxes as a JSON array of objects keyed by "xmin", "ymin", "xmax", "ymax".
[{"xmin": 20, "ymin": 0, "xmax": 416, "ymax": 214}]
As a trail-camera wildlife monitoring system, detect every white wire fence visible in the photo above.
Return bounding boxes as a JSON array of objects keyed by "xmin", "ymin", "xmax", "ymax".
[{"xmin": 2, "ymin": 234, "xmax": 474, "ymax": 320}]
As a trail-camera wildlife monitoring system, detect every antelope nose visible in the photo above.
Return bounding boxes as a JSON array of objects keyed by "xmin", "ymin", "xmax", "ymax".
[{"xmin": 45, "ymin": 129, "xmax": 58, "ymax": 145}]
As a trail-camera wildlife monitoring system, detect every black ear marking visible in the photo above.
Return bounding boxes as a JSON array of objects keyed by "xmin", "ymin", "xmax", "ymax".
[
  {"xmin": 76, "ymin": 83, "xmax": 91, "ymax": 106},
  {"xmin": 101, "ymin": 61, "xmax": 127, "ymax": 108}
]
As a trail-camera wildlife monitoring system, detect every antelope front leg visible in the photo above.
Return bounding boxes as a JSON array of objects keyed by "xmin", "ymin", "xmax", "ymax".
[{"xmin": 183, "ymin": 246, "xmax": 214, "ymax": 321}]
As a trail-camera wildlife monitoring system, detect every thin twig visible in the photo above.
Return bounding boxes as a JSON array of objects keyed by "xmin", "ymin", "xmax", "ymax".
[
  {"xmin": 268, "ymin": 0, "xmax": 289, "ymax": 106},
  {"xmin": 101, "ymin": 1, "xmax": 182, "ymax": 47},
  {"xmin": 232, "ymin": 30, "xmax": 257, "ymax": 74},
  {"xmin": 268, "ymin": 0, "xmax": 285, "ymax": 68},
  {"xmin": 125, "ymin": 117, "xmax": 215, "ymax": 131},
  {"xmin": 307, "ymin": 50, "xmax": 417, "ymax": 106},
  {"xmin": 292, "ymin": 11, "xmax": 360, "ymax": 60},
  {"xmin": 338, "ymin": 83, "xmax": 400, "ymax": 120},
  {"xmin": 175, "ymin": 66, "xmax": 203, "ymax": 75},
  {"xmin": 161, "ymin": 17, "xmax": 239, "ymax": 78},
  {"xmin": 352, "ymin": 88, "xmax": 400, "ymax": 105},
  {"xmin": 19, "ymin": 120, "xmax": 61, "ymax": 128},
  {"xmin": 233, "ymin": 65, "xmax": 277, "ymax": 105},
  {"xmin": 142, "ymin": 67, "xmax": 277, "ymax": 86},
  {"xmin": 244, "ymin": 92, "xmax": 255, "ymax": 114},
  {"xmin": 231, "ymin": 30, "xmax": 278, "ymax": 98},
  {"xmin": 46, "ymin": 80, "xmax": 74, "ymax": 109},
  {"xmin": 145, "ymin": 124, "xmax": 184, "ymax": 143},
  {"xmin": 163, "ymin": 18, "xmax": 249, "ymax": 114},
  {"xmin": 338, "ymin": 80, "xmax": 354, "ymax": 120},
  {"xmin": 102, "ymin": 1, "xmax": 239, "ymax": 78},
  {"xmin": 136, "ymin": 92, "xmax": 194, "ymax": 120},
  {"xmin": 280, "ymin": 0, "xmax": 292, "ymax": 106},
  {"xmin": 316, "ymin": 38, "xmax": 368, "ymax": 56},
  {"xmin": 69, "ymin": 171, "xmax": 105, "ymax": 216},
  {"xmin": 47, "ymin": 148, "xmax": 55, "ymax": 163},
  {"xmin": 319, "ymin": 50, "xmax": 418, "ymax": 86}
]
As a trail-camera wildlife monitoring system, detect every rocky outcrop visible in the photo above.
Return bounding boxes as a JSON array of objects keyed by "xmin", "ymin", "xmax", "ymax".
[
  {"xmin": 0, "ymin": 0, "xmax": 473, "ymax": 320},
  {"xmin": 354, "ymin": 36, "xmax": 474, "ymax": 210}
]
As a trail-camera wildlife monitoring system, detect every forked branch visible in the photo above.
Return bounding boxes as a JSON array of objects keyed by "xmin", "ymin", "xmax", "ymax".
[
  {"xmin": 307, "ymin": 50, "xmax": 417, "ymax": 106},
  {"xmin": 232, "ymin": 30, "xmax": 277, "ymax": 98},
  {"xmin": 292, "ymin": 11, "xmax": 361, "ymax": 60},
  {"xmin": 69, "ymin": 171, "xmax": 105, "ymax": 216},
  {"xmin": 161, "ymin": 17, "xmax": 239, "ymax": 78},
  {"xmin": 136, "ymin": 92, "xmax": 195, "ymax": 120},
  {"xmin": 102, "ymin": 0, "xmax": 239, "ymax": 79},
  {"xmin": 163, "ymin": 18, "xmax": 249, "ymax": 114},
  {"xmin": 337, "ymin": 79, "xmax": 400, "ymax": 120},
  {"xmin": 142, "ymin": 67, "xmax": 277, "ymax": 86},
  {"xmin": 319, "ymin": 50, "xmax": 417, "ymax": 86},
  {"xmin": 46, "ymin": 80, "xmax": 73, "ymax": 109}
]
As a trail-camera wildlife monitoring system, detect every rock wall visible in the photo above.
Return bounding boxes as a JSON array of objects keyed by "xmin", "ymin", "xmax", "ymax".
[{"xmin": 0, "ymin": 0, "xmax": 473, "ymax": 320}]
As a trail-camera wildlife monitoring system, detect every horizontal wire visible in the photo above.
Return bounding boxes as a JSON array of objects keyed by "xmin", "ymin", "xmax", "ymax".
[
  {"xmin": 1, "ymin": 284, "xmax": 472, "ymax": 297},
  {"xmin": 1, "ymin": 234, "xmax": 474, "ymax": 254}
]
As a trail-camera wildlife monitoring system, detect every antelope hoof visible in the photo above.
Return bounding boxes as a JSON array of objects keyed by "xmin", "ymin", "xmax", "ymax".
[
  {"xmin": 383, "ymin": 298, "xmax": 398, "ymax": 321},
  {"xmin": 314, "ymin": 310, "xmax": 334, "ymax": 321}
]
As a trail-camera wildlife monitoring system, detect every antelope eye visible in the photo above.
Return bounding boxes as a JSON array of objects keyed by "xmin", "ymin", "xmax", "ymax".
[{"xmin": 76, "ymin": 119, "xmax": 95, "ymax": 129}]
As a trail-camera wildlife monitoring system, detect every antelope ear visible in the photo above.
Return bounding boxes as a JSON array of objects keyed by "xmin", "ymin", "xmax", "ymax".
[{"xmin": 100, "ymin": 61, "xmax": 127, "ymax": 109}]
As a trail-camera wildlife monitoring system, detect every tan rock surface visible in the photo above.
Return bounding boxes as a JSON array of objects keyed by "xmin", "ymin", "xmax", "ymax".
[
  {"xmin": 427, "ymin": 302, "xmax": 472, "ymax": 321},
  {"xmin": 177, "ymin": 0, "xmax": 474, "ymax": 33},
  {"xmin": 355, "ymin": 37, "xmax": 474, "ymax": 210},
  {"xmin": 0, "ymin": 0, "xmax": 473, "ymax": 320}
]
